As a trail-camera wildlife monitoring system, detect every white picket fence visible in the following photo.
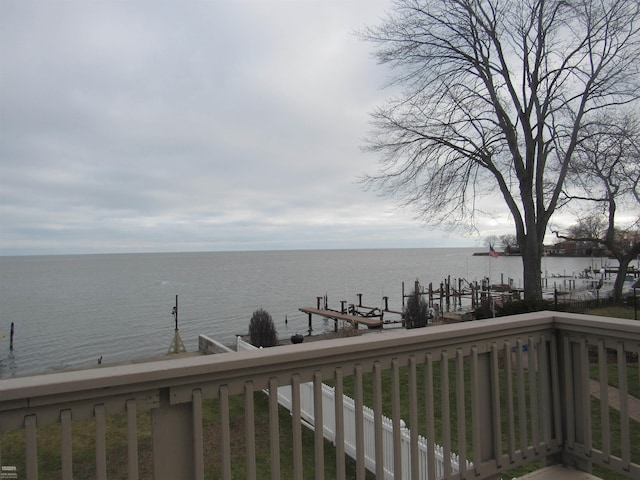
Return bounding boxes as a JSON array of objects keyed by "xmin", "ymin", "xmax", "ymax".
[{"xmin": 237, "ymin": 338, "xmax": 466, "ymax": 479}]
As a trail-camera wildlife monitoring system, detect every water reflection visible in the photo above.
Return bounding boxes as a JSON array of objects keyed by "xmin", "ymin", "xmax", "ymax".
[{"xmin": 0, "ymin": 351, "xmax": 17, "ymax": 378}]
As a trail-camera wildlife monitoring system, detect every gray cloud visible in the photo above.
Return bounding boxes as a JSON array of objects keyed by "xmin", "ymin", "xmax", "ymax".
[{"xmin": 0, "ymin": 0, "xmax": 486, "ymax": 255}]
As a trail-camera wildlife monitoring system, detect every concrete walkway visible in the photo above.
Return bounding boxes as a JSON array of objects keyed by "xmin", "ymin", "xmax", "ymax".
[{"xmin": 589, "ymin": 379, "xmax": 640, "ymax": 422}]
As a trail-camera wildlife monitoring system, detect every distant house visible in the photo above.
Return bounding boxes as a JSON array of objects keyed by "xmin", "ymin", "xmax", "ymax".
[
  {"xmin": 544, "ymin": 240, "xmax": 578, "ymax": 256},
  {"xmin": 504, "ymin": 244, "xmax": 521, "ymax": 255},
  {"xmin": 544, "ymin": 240, "xmax": 608, "ymax": 257}
]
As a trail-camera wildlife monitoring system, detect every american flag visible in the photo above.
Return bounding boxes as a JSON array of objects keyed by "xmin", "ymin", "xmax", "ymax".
[{"xmin": 489, "ymin": 245, "xmax": 499, "ymax": 258}]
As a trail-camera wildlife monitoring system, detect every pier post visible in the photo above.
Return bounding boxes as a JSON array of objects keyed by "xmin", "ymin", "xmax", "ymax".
[
  {"xmin": 10, "ymin": 322, "xmax": 14, "ymax": 351},
  {"xmin": 357, "ymin": 293, "xmax": 363, "ymax": 307},
  {"xmin": 308, "ymin": 313, "xmax": 313, "ymax": 336},
  {"xmin": 471, "ymin": 282, "xmax": 476, "ymax": 309},
  {"xmin": 446, "ymin": 277, "xmax": 451, "ymax": 312},
  {"xmin": 471, "ymin": 283, "xmax": 475, "ymax": 308}
]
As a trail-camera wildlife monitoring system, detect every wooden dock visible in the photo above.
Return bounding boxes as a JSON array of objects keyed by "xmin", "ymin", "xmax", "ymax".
[
  {"xmin": 298, "ymin": 275, "xmax": 524, "ymax": 336},
  {"xmin": 299, "ymin": 306, "xmax": 384, "ymax": 330}
]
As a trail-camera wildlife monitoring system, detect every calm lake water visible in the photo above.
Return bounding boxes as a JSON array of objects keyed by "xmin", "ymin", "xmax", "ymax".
[{"xmin": 0, "ymin": 248, "xmax": 612, "ymax": 378}]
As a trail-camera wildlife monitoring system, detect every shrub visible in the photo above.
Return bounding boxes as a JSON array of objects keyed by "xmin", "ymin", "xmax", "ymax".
[
  {"xmin": 498, "ymin": 298, "xmax": 551, "ymax": 316},
  {"xmin": 404, "ymin": 280, "xmax": 429, "ymax": 329},
  {"xmin": 474, "ymin": 299, "xmax": 496, "ymax": 319},
  {"xmin": 474, "ymin": 297, "xmax": 551, "ymax": 319},
  {"xmin": 249, "ymin": 309, "xmax": 278, "ymax": 347}
]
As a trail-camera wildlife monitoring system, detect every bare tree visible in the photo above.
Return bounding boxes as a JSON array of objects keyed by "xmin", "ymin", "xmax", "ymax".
[
  {"xmin": 360, "ymin": 0, "xmax": 640, "ymax": 300},
  {"xmin": 556, "ymin": 114, "xmax": 640, "ymax": 300},
  {"xmin": 567, "ymin": 216, "xmax": 607, "ymax": 241},
  {"xmin": 566, "ymin": 215, "xmax": 608, "ymax": 256},
  {"xmin": 499, "ymin": 234, "xmax": 518, "ymax": 254},
  {"xmin": 557, "ymin": 218, "xmax": 640, "ymax": 299},
  {"xmin": 484, "ymin": 233, "xmax": 517, "ymax": 253},
  {"xmin": 483, "ymin": 235, "xmax": 499, "ymax": 249}
]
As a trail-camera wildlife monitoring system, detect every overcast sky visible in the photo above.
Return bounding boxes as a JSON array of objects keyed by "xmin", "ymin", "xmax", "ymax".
[{"xmin": 0, "ymin": 0, "xmax": 513, "ymax": 256}]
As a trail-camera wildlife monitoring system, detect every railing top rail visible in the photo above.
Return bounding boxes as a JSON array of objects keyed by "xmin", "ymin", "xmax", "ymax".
[{"xmin": 552, "ymin": 311, "xmax": 640, "ymax": 339}]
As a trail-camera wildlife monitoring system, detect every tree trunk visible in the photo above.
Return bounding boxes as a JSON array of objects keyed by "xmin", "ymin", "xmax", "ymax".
[
  {"xmin": 521, "ymin": 241, "xmax": 543, "ymax": 301},
  {"xmin": 606, "ymin": 241, "xmax": 640, "ymax": 301},
  {"xmin": 612, "ymin": 256, "xmax": 633, "ymax": 301}
]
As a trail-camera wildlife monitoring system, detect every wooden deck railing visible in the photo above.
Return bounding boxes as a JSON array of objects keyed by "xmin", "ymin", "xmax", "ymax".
[
  {"xmin": 1, "ymin": 312, "xmax": 639, "ymax": 479},
  {"xmin": 237, "ymin": 336, "xmax": 468, "ymax": 478}
]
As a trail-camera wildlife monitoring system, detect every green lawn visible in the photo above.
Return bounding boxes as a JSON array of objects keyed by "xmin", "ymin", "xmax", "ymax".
[
  {"xmin": 586, "ymin": 304, "xmax": 637, "ymax": 321},
  {"xmin": 0, "ymin": 392, "xmax": 372, "ymax": 480}
]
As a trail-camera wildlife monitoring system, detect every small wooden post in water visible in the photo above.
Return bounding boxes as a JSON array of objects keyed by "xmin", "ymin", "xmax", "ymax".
[
  {"xmin": 168, "ymin": 295, "xmax": 186, "ymax": 354},
  {"xmin": 446, "ymin": 276, "xmax": 451, "ymax": 312},
  {"xmin": 174, "ymin": 295, "xmax": 178, "ymax": 330},
  {"xmin": 10, "ymin": 322, "xmax": 14, "ymax": 351},
  {"xmin": 428, "ymin": 282, "xmax": 434, "ymax": 308}
]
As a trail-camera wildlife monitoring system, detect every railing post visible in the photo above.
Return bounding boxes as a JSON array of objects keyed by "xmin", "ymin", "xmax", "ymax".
[
  {"xmin": 557, "ymin": 331, "xmax": 592, "ymax": 473},
  {"xmin": 25, "ymin": 414, "xmax": 38, "ymax": 480},
  {"xmin": 472, "ymin": 349, "xmax": 501, "ymax": 478},
  {"xmin": 151, "ymin": 388, "xmax": 195, "ymax": 480}
]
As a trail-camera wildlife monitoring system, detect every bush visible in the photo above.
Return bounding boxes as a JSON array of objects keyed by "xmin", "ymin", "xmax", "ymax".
[
  {"xmin": 473, "ymin": 299, "xmax": 495, "ymax": 320},
  {"xmin": 249, "ymin": 309, "xmax": 278, "ymax": 347},
  {"xmin": 498, "ymin": 298, "xmax": 551, "ymax": 316},
  {"xmin": 474, "ymin": 298, "xmax": 551, "ymax": 319},
  {"xmin": 404, "ymin": 280, "xmax": 429, "ymax": 329}
]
